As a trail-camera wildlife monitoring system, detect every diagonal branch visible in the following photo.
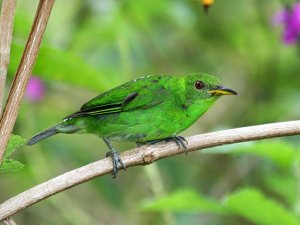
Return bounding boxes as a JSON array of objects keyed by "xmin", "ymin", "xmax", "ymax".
[
  {"xmin": 0, "ymin": 0, "xmax": 55, "ymax": 163},
  {"xmin": 0, "ymin": 120, "xmax": 300, "ymax": 220},
  {"xmin": 0, "ymin": 0, "xmax": 16, "ymax": 115}
]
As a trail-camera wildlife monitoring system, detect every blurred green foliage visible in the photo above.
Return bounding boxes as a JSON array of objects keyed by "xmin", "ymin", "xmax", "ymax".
[
  {"xmin": 0, "ymin": 135, "xmax": 25, "ymax": 173},
  {"xmin": 141, "ymin": 188, "xmax": 300, "ymax": 225},
  {"xmin": 141, "ymin": 189, "xmax": 226, "ymax": 213},
  {"xmin": 1, "ymin": 0, "xmax": 300, "ymax": 225},
  {"xmin": 10, "ymin": 43, "xmax": 110, "ymax": 91}
]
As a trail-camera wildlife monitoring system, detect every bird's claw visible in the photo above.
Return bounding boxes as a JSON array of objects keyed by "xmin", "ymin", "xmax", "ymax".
[
  {"xmin": 171, "ymin": 136, "xmax": 189, "ymax": 154},
  {"xmin": 145, "ymin": 136, "xmax": 189, "ymax": 154},
  {"xmin": 106, "ymin": 150, "xmax": 126, "ymax": 178}
]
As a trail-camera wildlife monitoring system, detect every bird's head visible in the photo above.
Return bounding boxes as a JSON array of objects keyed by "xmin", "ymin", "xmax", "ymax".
[{"xmin": 182, "ymin": 73, "xmax": 237, "ymax": 106}]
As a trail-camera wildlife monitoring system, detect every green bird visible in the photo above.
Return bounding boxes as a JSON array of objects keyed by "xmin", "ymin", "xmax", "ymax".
[{"xmin": 27, "ymin": 73, "xmax": 237, "ymax": 177}]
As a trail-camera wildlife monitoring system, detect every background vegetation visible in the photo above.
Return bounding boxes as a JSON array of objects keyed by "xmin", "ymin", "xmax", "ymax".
[{"xmin": 1, "ymin": 0, "xmax": 300, "ymax": 224}]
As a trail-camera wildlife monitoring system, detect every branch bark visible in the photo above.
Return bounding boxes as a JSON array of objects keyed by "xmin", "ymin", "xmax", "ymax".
[
  {"xmin": 0, "ymin": 0, "xmax": 55, "ymax": 163},
  {"xmin": 0, "ymin": 120, "xmax": 300, "ymax": 220},
  {"xmin": 0, "ymin": 0, "xmax": 16, "ymax": 115}
]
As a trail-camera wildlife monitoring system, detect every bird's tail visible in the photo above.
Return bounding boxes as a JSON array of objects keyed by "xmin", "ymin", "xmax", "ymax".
[{"xmin": 26, "ymin": 122, "xmax": 80, "ymax": 146}]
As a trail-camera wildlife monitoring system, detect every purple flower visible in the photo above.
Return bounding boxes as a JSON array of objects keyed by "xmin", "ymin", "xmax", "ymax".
[
  {"xmin": 25, "ymin": 76, "xmax": 45, "ymax": 102},
  {"xmin": 273, "ymin": 3, "xmax": 300, "ymax": 45}
]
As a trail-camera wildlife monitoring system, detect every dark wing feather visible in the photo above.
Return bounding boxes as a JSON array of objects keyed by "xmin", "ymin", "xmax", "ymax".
[
  {"xmin": 64, "ymin": 103, "xmax": 123, "ymax": 119},
  {"xmin": 65, "ymin": 75, "xmax": 169, "ymax": 119},
  {"xmin": 65, "ymin": 92, "xmax": 138, "ymax": 119}
]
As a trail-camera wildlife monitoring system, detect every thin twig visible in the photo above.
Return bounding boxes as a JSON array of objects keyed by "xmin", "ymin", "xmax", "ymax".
[
  {"xmin": 0, "ymin": 120, "xmax": 299, "ymax": 220},
  {"xmin": 0, "ymin": 4, "xmax": 20, "ymax": 225},
  {"xmin": 0, "ymin": 0, "xmax": 16, "ymax": 115},
  {"xmin": 0, "ymin": 0, "xmax": 55, "ymax": 163}
]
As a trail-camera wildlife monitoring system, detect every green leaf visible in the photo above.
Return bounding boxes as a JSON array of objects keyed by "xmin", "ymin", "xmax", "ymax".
[
  {"xmin": 263, "ymin": 174, "xmax": 297, "ymax": 205},
  {"xmin": 237, "ymin": 141, "xmax": 295, "ymax": 168},
  {"xmin": 1, "ymin": 135, "xmax": 25, "ymax": 173},
  {"xmin": 242, "ymin": 141, "xmax": 295, "ymax": 167},
  {"xmin": 140, "ymin": 189, "xmax": 226, "ymax": 213},
  {"xmin": 0, "ymin": 159, "xmax": 25, "ymax": 173},
  {"xmin": 4, "ymin": 134, "xmax": 26, "ymax": 159},
  {"xmin": 224, "ymin": 188, "xmax": 300, "ymax": 225},
  {"xmin": 203, "ymin": 141, "xmax": 295, "ymax": 168},
  {"xmin": 9, "ymin": 42, "xmax": 111, "ymax": 91}
]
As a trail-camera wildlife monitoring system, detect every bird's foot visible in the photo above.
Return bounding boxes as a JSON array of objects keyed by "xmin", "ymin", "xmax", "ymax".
[
  {"xmin": 145, "ymin": 136, "xmax": 189, "ymax": 154},
  {"xmin": 106, "ymin": 150, "xmax": 126, "ymax": 178},
  {"xmin": 170, "ymin": 136, "xmax": 189, "ymax": 154},
  {"xmin": 103, "ymin": 137, "xmax": 126, "ymax": 178}
]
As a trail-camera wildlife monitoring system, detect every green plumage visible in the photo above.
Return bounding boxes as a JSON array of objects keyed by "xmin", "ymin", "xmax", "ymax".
[{"xmin": 27, "ymin": 73, "xmax": 237, "ymax": 176}]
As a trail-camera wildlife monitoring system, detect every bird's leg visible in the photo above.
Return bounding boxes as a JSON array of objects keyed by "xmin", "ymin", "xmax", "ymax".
[
  {"xmin": 103, "ymin": 138, "xmax": 126, "ymax": 178},
  {"xmin": 144, "ymin": 136, "xmax": 189, "ymax": 154}
]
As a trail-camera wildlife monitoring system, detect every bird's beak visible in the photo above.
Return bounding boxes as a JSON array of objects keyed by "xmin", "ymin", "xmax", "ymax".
[{"xmin": 208, "ymin": 86, "xmax": 238, "ymax": 96}]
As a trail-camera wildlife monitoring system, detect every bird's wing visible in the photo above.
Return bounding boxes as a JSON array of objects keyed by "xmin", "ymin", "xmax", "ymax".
[{"xmin": 65, "ymin": 75, "xmax": 169, "ymax": 119}]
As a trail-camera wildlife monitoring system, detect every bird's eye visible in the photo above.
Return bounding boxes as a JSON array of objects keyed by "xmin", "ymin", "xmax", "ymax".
[{"xmin": 195, "ymin": 80, "xmax": 204, "ymax": 90}]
